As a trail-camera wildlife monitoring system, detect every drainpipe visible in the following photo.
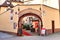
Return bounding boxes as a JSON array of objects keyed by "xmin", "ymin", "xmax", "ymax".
[{"xmin": 40, "ymin": 0, "xmax": 46, "ymax": 35}]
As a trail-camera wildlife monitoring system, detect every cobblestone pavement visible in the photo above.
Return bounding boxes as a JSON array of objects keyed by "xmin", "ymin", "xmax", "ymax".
[{"xmin": 0, "ymin": 32, "xmax": 60, "ymax": 40}]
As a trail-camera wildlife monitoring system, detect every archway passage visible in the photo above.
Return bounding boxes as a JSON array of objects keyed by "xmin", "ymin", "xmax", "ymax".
[{"xmin": 18, "ymin": 9, "xmax": 43, "ymax": 36}]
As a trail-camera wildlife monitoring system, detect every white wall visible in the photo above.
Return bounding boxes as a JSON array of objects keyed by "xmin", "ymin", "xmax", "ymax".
[
  {"xmin": 0, "ymin": 0, "xmax": 6, "ymax": 5},
  {"xmin": 24, "ymin": 0, "xmax": 41, "ymax": 4},
  {"xmin": 44, "ymin": 0, "xmax": 59, "ymax": 9},
  {"xmin": 24, "ymin": 0, "xmax": 59, "ymax": 9},
  {"xmin": 50, "ymin": 0, "xmax": 59, "ymax": 9}
]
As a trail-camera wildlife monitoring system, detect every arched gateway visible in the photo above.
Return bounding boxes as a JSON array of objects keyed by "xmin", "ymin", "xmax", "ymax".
[{"xmin": 17, "ymin": 8, "xmax": 43, "ymax": 36}]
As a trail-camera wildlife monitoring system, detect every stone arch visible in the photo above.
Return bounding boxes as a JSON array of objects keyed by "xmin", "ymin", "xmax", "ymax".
[
  {"xmin": 17, "ymin": 8, "xmax": 43, "ymax": 35},
  {"xmin": 18, "ymin": 8, "xmax": 41, "ymax": 17}
]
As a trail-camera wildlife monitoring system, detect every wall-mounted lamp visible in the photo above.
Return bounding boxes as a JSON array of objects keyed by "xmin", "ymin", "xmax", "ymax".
[
  {"xmin": 40, "ymin": 8, "xmax": 41, "ymax": 10},
  {"xmin": 18, "ymin": 7, "xmax": 20, "ymax": 11}
]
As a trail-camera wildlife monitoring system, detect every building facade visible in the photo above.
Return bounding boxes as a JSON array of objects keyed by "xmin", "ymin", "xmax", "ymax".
[{"xmin": 0, "ymin": 0, "xmax": 60, "ymax": 35}]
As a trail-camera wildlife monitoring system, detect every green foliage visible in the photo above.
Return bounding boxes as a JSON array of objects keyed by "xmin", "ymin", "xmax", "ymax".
[{"xmin": 23, "ymin": 24, "xmax": 31, "ymax": 30}]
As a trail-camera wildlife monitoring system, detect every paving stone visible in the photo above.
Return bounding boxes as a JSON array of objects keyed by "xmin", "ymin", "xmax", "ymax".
[{"xmin": 0, "ymin": 32, "xmax": 60, "ymax": 40}]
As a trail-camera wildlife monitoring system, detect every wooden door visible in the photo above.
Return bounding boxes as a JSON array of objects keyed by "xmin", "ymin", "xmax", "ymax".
[{"xmin": 52, "ymin": 21, "xmax": 55, "ymax": 33}]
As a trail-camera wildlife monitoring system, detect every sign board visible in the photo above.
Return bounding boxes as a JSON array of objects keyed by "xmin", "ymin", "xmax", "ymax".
[{"xmin": 41, "ymin": 28, "xmax": 46, "ymax": 35}]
